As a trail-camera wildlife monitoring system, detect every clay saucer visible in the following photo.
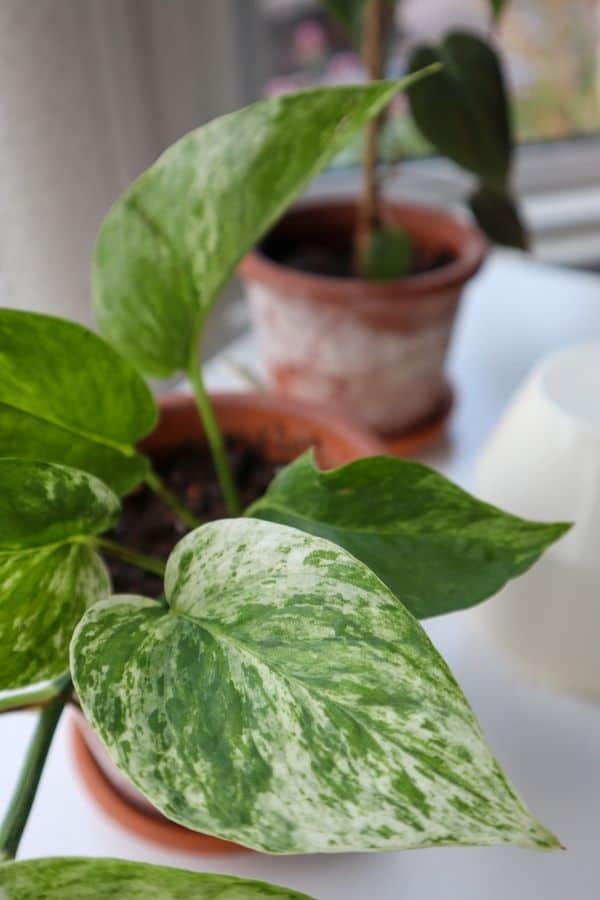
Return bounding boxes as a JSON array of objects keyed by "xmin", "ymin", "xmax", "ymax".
[
  {"xmin": 382, "ymin": 381, "xmax": 454, "ymax": 457},
  {"xmin": 70, "ymin": 721, "xmax": 247, "ymax": 854}
]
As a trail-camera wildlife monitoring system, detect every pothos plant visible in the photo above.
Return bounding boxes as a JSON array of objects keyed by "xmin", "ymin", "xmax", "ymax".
[
  {"xmin": 324, "ymin": 0, "xmax": 527, "ymax": 279},
  {"xmin": 0, "ymin": 80, "xmax": 567, "ymax": 898}
]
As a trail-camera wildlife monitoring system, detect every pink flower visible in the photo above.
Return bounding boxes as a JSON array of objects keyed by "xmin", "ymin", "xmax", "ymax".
[{"xmin": 293, "ymin": 20, "xmax": 328, "ymax": 63}]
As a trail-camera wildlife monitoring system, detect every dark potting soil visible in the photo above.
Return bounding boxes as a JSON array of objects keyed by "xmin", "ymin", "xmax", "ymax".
[
  {"xmin": 261, "ymin": 234, "xmax": 455, "ymax": 279},
  {"xmin": 104, "ymin": 439, "xmax": 280, "ymax": 597}
]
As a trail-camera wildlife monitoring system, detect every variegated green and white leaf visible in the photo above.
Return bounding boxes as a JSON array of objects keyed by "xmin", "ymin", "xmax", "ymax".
[
  {"xmin": 92, "ymin": 79, "xmax": 429, "ymax": 378},
  {"xmin": 0, "ymin": 858, "xmax": 313, "ymax": 899},
  {"xmin": 0, "ymin": 309, "xmax": 156, "ymax": 495},
  {"xmin": 0, "ymin": 458, "xmax": 120, "ymax": 551},
  {"xmin": 72, "ymin": 518, "xmax": 559, "ymax": 854},
  {"xmin": 248, "ymin": 452, "xmax": 569, "ymax": 619},
  {"xmin": 0, "ymin": 460, "xmax": 117, "ymax": 711}
]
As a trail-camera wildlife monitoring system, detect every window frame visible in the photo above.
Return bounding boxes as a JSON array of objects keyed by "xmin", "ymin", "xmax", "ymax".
[{"xmin": 237, "ymin": 0, "xmax": 600, "ymax": 266}]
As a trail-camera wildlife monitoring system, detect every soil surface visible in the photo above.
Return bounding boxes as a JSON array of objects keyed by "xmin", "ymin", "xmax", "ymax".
[
  {"xmin": 105, "ymin": 439, "xmax": 280, "ymax": 597},
  {"xmin": 261, "ymin": 233, "xmax": 454, "ymax": 279}
]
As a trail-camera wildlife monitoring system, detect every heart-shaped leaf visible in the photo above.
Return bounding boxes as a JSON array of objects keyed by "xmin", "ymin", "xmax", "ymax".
[
  {"xmin": 0, "ymin": 858, "xmax": 313, "ymax": 899},
  {"xmin": 407, "ymin": 31, "xmax": 512, "ymax": 187},
  {"xmin": 72, "ymin": 519, "xmax": 559, "ymax": 854},
  {"xmin": 469, "ymin": 184, "xmax": 528, "ymax": 250},
  {"xmin": 0, "ymin": 460, "xmax": 117, "ymax": 711},
  {"xmin": 93, "ymin": 80, "xmax": 424, "ymax": 378},
  {"xmin": 0, "ymin": 310, "xmax": 156, "ymax": 495},
  {"xmin": 248, "ymin": 453, "xmax": 569, "ymax": 619}
]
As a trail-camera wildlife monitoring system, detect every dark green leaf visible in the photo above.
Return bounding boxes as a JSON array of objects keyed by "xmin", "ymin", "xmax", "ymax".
[
  {"xmin": 323, "ymin": 0, "xmax": 365, "ymax": 42},
  {"xmin": 248, "ymin": 453, "xmax": 569, "ymax": 619},
  {"xmin": 72, "ymin": 518, "xmax": 559, "ymax": 854},
  {"xmin": 364, "ymin": 226, "xmax": 413, "ymax": 280},
  {"xmin": 323, "ymin": 0, "xmax": 397, "ymax": 45},
  {"xmin": 490, "ymin": 0, "xmax": 508, "ymax": 22},
  {"xmin": 0, "ymin": 310, "xmax": 156, "ymax": 495},
  {"xmin": 93, "ymin": 80, "xmax": 423, "ymax": 377},
  {"xmin": 0, "ymin": 858, "xmax": 313, "ymax": 899},
  {"xmin": 470, "ymin": 184, "xmax": 529, "ymax": 250},
  {"xmin": 0, "ymin": 460, "xmax": 117, "ymax": 711},
  {"xmin": 407, "ymin": 30, "xmax": 512, "ymax": 186}
]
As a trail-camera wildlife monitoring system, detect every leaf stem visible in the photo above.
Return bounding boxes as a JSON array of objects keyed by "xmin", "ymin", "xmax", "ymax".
[
  {"xmin": 0, "ymin": 692, "xmax": 66, "ymax": 860},
  {"xmin": 187, "ymin": 354, "xmax": 240, "ymax": 516},
  {"xmin": 145, "ymin": 468, "xmax": 201, "ymax": 529},
  {"xmin": 95, "ymin": 537, "xmax": 166, "ymax": 577},
  {"xmin": 0, "ymin": 673, "xmax": 71, "ymax": 716},
  {"xmin": 354, "ymin": 0, "xmax": 388, "ymax": 274}
]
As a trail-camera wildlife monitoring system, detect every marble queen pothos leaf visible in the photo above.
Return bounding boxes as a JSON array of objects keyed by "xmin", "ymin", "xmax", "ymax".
[
  {"xmin": 0, "ymin": 857, "xmax": 311, "ymax": 900},
  {"xmin": 71, "ymin": 519, "xmax": 559, "ymax": 854},
  {"xmin": 0, "ymin": 858, "xmax": 313, "ymax": 899},
  {"xmin": 92, "ymin": 78, "xmax": 431, "ymax": 378},
  {"xmin": 248, "ymin": 452, "xmax": 569, "ymax": 619},
  {"xmin": 0, "ymin": 309, "xmax": 156, "ymax": 495},
  {"xmin": 0, "ymin": 459, "xmax": 117, "ymax": 712}
]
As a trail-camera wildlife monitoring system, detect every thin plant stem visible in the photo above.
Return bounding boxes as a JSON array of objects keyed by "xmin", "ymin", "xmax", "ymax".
[
  {"xmin": 0, "ymin": 675, "xmax": 71, "ymax": 715},
  {"xmin": 0, "ymin": 692, "xmax": 67, "ymax": 860},
  {"xmin": 187, "ymin": 354, "xmax": 240, "ymax": 517},
  {"xmin": 354, "ymin": 0, "xmax": 387, "ymax": 274},
  {"xmin": 94, "ymin": 537, "xmax": 166, "ymax": 577},
  {"xmin": 145, "ymin": 468, "xmax": 201, "ymax": 530},
  {"xmin": 223, "ymin": 354, "xmax": 265, "ymax": 392}
]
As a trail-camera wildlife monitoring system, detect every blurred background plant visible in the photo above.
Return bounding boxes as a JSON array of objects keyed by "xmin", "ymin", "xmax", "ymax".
[
  {"xmin": 267, "ymin": 0, "xmax": 596, "ymax": 260},
  {"xmin": 0, "ymin": 0, "xmax": 597, "ymax": 343},
  {"xmin": 263, "ymin": 0, "xmax": 600, "ymax": 151}
]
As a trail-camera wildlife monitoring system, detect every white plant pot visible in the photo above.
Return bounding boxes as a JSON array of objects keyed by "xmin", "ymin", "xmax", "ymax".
[{"xmin": 472, "ymin": 341, "xmax": 600, "ymax": 697}]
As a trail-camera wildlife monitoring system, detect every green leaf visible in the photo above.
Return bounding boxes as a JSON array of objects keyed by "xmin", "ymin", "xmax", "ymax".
[
  {"xmin": 470, "ymin": 183, "xmax": 529, "ymax": 250},
  {"xmin": 248, "ymin": 453, "xmax": 569, "ymax": 619},
  {"xmin": 323, "ymin": 0, "xmax": 397, "ymax": 45},
  {"xmin": 490, "ymin": 0, "xmax": 508, "ymax": 22},
  {"xmin": 0, "ymin": 858, "xmax": 313, "ymax": 899},
  {"xmin": 0, "ymin": 460, "xmax": 117, "ymax": 712},
  {"xmin": 323, "ymin": 0, "xmax": 365, "ymax": 42},
  {"xmin": 363, "ymin": 226, "xmax": 413, "ymax": 280},
  {"xmin": 0, "ymin": 458, "xmax": 119, "ymax": 551},
  {"xmin": 0, "ymin": 309, "xmax": 156, "ymax": 495},
  {"xmin": 407, "ymin": 30, "xmax": 512, "ymax": 187},
  {"xmin": 72, "ymin": 518, "xmax": 559, "ymax": 854},
  {"xmin": 93, "ymin": 81, "xmax": 419, "ymax": 378}
]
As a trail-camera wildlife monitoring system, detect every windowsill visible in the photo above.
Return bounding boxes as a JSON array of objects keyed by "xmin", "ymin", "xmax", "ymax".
[{"xmin": 307, "ymin": 136, "xmax": 600, "ymax": 269}]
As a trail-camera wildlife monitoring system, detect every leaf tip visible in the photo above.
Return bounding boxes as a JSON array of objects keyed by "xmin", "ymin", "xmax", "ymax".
[
  {"xmin": 511, "ymin": 804, "xmax": 563, "ymax": 852},
  {"xmin": 539, "ymin": 520, "xmax": 572, "ymax": 547}
]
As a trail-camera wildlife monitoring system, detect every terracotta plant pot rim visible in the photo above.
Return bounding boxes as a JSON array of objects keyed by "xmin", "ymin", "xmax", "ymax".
[
  {"xmin": 70, "ymin": 718, "xmax": 246, "ymax": 854},
  {"xmin": 156, "ymin": 389, "xmax": 386, "ymax": 459},
  {"xmin": 240, "ymin": 197, "xmax": 488, "ymax": 304}
]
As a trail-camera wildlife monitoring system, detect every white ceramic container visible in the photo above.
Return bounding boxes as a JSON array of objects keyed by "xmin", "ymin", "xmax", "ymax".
[{"xmin": 473, "ymin": 341, "xmax": 600, "ymax": 697}]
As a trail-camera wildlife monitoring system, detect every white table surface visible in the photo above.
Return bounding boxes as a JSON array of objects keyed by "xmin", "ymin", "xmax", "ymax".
[{"xmin": 2, "ymin": 250, "xmax": 600, "ymax": 899}]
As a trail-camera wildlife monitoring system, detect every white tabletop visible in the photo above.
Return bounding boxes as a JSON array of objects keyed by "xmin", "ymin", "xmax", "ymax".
[{"xmin": 3, "ymin": 250, "xmax": 600, "ymax": 899}]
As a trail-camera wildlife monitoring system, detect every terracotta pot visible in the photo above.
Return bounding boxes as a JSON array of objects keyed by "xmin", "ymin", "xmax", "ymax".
[
  {"xmin": 138, "ymin": 389, "xmax": 385, "ymax": 465},
  {"xmin": 73, "ymin": 390, "xmax": 384, "ymax": 852},
  {"xmin": 240, "ymin": 198, "xmax": 487, "ymax": 435}
]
